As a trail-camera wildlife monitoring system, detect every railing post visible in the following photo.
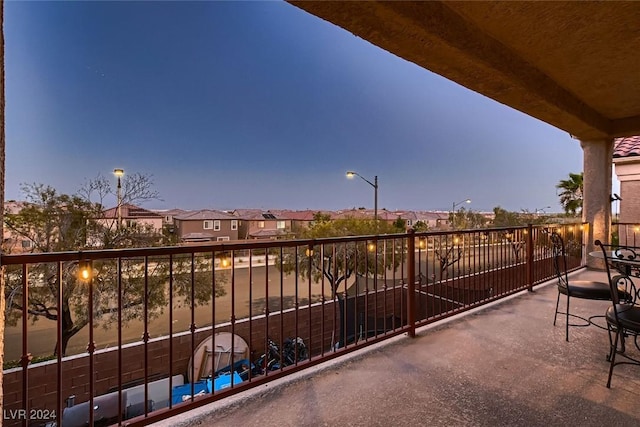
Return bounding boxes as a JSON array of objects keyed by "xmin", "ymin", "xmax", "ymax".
[
  {"xmin": 527, "ymin": 224, "xmax": 534, "ymax": 292},
  {"xmin": 407, "ymin": 229, "xmax": 416, "ymax": 337}
]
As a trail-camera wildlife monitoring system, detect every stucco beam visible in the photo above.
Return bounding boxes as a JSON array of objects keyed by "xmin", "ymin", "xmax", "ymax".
[
  {"xmin": 611, "ymin": 115, "xmax": 640, "ymax": 138},
  {"xmin": 289, "ymin": 1, "xmax": 611, "ymax": 139}
]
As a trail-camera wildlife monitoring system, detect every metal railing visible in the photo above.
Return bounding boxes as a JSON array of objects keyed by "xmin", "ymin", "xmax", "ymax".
[
  {"xmin": 2, "ymin": 223, "xmax": 584, "ymax": 426},
  {"xmin": 613, "ymin": 222, "xmax": 640, "ymax": 247}
]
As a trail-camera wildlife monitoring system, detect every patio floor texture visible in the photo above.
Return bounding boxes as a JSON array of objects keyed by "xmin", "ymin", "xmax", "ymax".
[{"xmin": 153, "ymin": 268, "xmax": 640, "ymax": 427}]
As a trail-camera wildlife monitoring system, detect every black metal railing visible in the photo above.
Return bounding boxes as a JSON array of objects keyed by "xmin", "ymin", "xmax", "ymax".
[{"xmin": 2, "ymin": 223, "xmax": 584, "ymax": 426}]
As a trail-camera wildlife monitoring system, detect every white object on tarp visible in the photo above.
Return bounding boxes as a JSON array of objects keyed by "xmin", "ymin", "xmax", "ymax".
[{"xmin": 187, "ymin": 332, "xmax": 249, "ymax": 383}]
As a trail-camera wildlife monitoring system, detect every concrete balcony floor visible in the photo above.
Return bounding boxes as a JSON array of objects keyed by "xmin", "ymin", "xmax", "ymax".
[{"xmin": 155, "ymin": 269, "xmax": 640, "ymax": 427}]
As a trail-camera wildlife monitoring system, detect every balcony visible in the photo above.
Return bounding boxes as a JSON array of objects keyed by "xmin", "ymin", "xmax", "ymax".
[
  {"xmin": 6, "ymin": 223, "xmax": 635, "ymax": 426},
  {"xmin": 155, "ymin": 268, "xmax": 640, "ymax": 426}
]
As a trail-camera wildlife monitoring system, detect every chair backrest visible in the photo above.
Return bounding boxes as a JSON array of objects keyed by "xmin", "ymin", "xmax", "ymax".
[
  {"xmin": 594, "ymin": 240, "xmax": 638, "ymax": 307},
  {"xmin": 550, "ymin": 231, "xmax": 569, "ymax": 292}
]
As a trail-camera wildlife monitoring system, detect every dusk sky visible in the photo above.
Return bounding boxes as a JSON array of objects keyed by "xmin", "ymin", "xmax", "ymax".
[{"xmin": 5, "ymin": 1, "xmax": 610, "ymax": 213}]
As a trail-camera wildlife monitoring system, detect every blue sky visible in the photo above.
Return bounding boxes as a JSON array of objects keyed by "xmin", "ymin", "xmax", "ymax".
[{"xmin": 5, "ymin": 1, "xmax": 603, "ymax": 213}]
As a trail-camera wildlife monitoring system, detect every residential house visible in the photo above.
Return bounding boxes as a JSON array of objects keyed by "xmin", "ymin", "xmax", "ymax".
[
  {"xmin": 394, "ymin": 210, "xmax": 451, "ymax": 230},
  {"xmin": 3, "ymin": 201, "xmax": 33, "ymax": 253},
  {"xmin": 233, "ymin": 209, "xmax": 292, "ymax": 240},
  {"xmin": 378, "ymin": 209, "xmax": 402, "ymax": 225},
  {"xmin": 272, "ymin": 210, "xmax": 327, "ymax": 236},
  {"xmin": 173, "ymin": 209, "xmax": 240, "ymax": 243},
  {"xmin": 613, "ymin": 135, "xmax": 640, "ymax": 244},
  {"xmin": 331, "ymin": 208, "xmax": 402, "ymax": 227},
  {"xmin": 155, "ymin": 208, "xmax": 191, "ymax": 227},
  {"xmin": 331, "ymin": 208, "xmax": 370, "ymax": 221},
  {"xmin": 100, "ymin": 204, "xmax": 164, "ymax": 233},
  {"xmin": 88, "ymin": 203, "xmax": 165, "ymax": 247}
]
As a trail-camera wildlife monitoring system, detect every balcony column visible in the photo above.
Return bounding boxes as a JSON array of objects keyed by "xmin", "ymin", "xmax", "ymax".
[
  {"xmin": 0, "ymin": 3, "xmax": 6, "ymax": 412},
  {"xmin": 581, "ymin": 138, "xmax": 613, "ymax": 269}
]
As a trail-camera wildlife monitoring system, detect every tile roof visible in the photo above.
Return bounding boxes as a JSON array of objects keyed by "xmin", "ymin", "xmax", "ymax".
[
  {"xmin": 272, "ymin": 210, "xmax": 319, "ymax": 221},
  {"xmin": 233, "ymin": 210, "xmax": 287, "ymax": 220},
  {"xmin": 180, "ymin": 232, "xmax": 215, "ymax": 241},
  {"xmin": 393, "ymin": 211, "xmax": 450, "ymax": 221},
  {"xmin": 103, "ymin": 204, "xmax": 163, "ymax": 219},
  {"xmin": 174, "ymin": 209, "xmax": 237, "ymax": 221},
  {"xmin": 613, "ymin": 135, "xmax": 640, "ymax": 158},
  {"xmin": 249, "ymin": 229, "xmax": 287, "ymax": 238},
  {"xmin": 332, "ymin": 209, "xmax": 371, "ymax": 220},
  {"xmin": 232, "ymin": 209, "xmax": 264, "ymax": 218},
  {"xmin": 154, "ymin": 208, "xmax": 191, "ymax": 217}
]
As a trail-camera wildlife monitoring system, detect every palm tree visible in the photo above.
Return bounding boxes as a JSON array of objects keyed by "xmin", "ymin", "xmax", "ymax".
[{"xmin": 556, "ymin": 172, "xmax": 583, "ymax": 216}]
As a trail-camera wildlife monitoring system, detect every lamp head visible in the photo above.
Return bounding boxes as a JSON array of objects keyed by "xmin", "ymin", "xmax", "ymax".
[
  {"xmin": 346, "ymin": 171, "xmax": 356, "ymax": 178},
  {"xmin": 465, "ymin": 199, "xmax": 471, "ymax": 204},
  {"xmin": 113, "ymin": 168, "xmax": 124, "ymax": 177},
  {"xmin": 78, "ymin": 260, "xmax": 92, "ymax": 282}
]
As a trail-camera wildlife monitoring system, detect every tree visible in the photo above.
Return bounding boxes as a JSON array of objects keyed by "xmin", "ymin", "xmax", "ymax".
[
  {"xmin": 492, "ymin": 206, "xmax": 524, "ymax": 227},
  {"xmin": 412, "ymin": 220, "xmax": 429, "ymax": 232},
  {"xmin": 78, "ymin": 172, "xmax": 164, "ymax": 248},
  {"xmin": 450, "ymin": 208, "xmax": 489, "ymax": 230},
  {"xmin": 433, "ymin": 237, "xmax": 463, "ymax": 281},
  {"xmin": 4, "ymin": 181, "xmax": 226, "ymax": 356},
  {"xmin": 392, "ymin": 217, "xmax": 407, "ymax": 231},
  {"xmin": 280, "ymin": 218, "xmax": 401, "ymax": 295},
  {"xmin": 278, "ymin": 218, "xmax": 402, "ymax": 347},
  {"xmin": 556, "ymin": 172, "xmax": 583, "ymax": 216}
]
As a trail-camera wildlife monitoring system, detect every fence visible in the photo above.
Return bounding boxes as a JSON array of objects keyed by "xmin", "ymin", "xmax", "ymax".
[{"xmin": 2, "ymin": 223, "xmax": 584, "ymax": 426}]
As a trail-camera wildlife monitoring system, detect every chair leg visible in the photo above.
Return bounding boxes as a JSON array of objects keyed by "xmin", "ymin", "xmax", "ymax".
[
  {"xmin": 607, "ymin": 327, "xmax": 621, "ymax": 388},
  {"xmin": 565, "ymin": 294, "xmax": 570, "ymax": 342},
  {"xmin": 553, "ymin": 291, "xmax": 561, "ymax": 326},
  {"xmin": 606, "ymin": 325, "xmax": 615, "ymax": 361}
]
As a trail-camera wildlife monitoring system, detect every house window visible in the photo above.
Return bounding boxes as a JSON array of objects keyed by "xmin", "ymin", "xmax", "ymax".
[
  {"xmin": 214, "ymin": 220, "xmax": 221, "ymax": 231},
  {"xmin": 217, "ymin": 236, "xmax": 229, "ymax": 241},
  {"xmin": 21, "ymin": 240, "xmax": 33, "ymax": 249},
  {"xmin": 277, "ymin": 221, "xmax": 285, "ymax": 229},
  {"xmin": 406, "ymin": 220, "xmax": 412, "ymax": 226},
  {"xmin": 258, "ymin": 221, "xmax": 265, "ymax": 228},
  {"xmin": 231, "ymin": 220, "xmax": 238, "ymax": 230},
  {"xmin": 203, "ymin": 220, "xmax": 213, "ymax": 229}
]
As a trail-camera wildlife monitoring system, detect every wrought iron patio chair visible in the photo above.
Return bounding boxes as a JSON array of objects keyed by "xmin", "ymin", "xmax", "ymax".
[
  {"xmin": 594, "ymin": 240, "xmax": 640, "ymax": 388},
  {"xmin": 551, "ymin": 231, "xmax": 613, "ymax": 341}
]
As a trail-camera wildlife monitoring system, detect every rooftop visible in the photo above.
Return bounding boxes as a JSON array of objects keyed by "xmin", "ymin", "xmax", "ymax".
[
  {"xmin": 103, "ymin": 203, "xmax": 163, "ymax": 219},
  {"xmin": 174, "ymin": 209, "xmax": 237, "ymax": 221},
  {"xmin": 154, "ymin": 268, "xmax": 640, "ymax": 426},
  {"xmin": 614, "ymin": 135, "xmax": 640, "ymax": 158}
]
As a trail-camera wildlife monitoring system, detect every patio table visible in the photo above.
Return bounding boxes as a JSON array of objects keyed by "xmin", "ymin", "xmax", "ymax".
[{"xmin": 589, "ymin": 249, "xmax": 640, "ymax": 285}]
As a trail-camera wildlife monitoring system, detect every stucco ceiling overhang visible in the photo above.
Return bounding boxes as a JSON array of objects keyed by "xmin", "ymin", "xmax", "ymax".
[{"xmin": 289, "ymin": 1, "xmax": 640, "ymax": 140}]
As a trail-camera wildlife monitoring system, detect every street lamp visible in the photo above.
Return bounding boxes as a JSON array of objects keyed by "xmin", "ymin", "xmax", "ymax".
[
  {"xmin": 113, "ymin": 168, "xmax": 124, "ymax": 229},
  {"xmin": 451, "ymin": 199, "xmax": 471, "ymax": 229},
  {"xmin": 535, "ymin": 206, "xmax": 551, "ymax": 215},
  {"xmin": 346, "ymin": 171, "xmax": 378, "ymax": 223}
]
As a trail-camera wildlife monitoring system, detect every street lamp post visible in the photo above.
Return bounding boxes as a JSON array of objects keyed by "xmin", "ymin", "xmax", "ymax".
[
  {"xmin": 114, "ymin": 168, "xmax": 124, "ymax": 229},
  {"xmin": 451, "ymin": 198, "xmax": 471, "ymax": 229},
  {"xmin": 346, "ymin": 171, "xmax": 378, "ymax": 223},
  {"xmin": 535, "ymin": 206, "xmax": 551, "ymax": 216}
]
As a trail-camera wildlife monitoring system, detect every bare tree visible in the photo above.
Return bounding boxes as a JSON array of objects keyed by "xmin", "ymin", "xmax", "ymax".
[{"xmin": 4, "ymin": 182, "xmax": 225, "ymax": 356}]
